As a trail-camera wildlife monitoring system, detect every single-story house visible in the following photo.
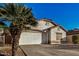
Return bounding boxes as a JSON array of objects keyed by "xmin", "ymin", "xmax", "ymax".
[
  {"xmin": 0, "ymin": 18, "xmax": 67, "ymax": 45},
  {"xmin": 19, "ymin": 19, "xmax": 67, "ymax": 45}
]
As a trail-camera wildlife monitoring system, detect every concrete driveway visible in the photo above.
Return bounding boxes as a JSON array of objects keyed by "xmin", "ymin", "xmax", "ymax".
[{"xmin": 20, "ymin": 44, "xmax": 79, "ymax": 56}]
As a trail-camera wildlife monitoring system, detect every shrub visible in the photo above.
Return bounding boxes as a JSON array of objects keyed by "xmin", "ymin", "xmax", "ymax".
[{"xmin": 72, "ymin": 35, "xmax": 79, "ymax": 44}]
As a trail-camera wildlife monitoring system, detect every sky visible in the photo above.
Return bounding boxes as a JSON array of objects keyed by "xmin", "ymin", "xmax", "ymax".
[{"xmin": 24, "ymin": 3, "xmax": 79, "ymax": 30}]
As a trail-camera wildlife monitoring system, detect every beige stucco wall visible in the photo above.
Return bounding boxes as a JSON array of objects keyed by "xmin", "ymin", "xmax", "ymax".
[
  {"xmin": 50, "ymin": 26, "xmax": 66, "ymax": 44},
  {"xmin": 31, "ymin": 20, "xmax": 55, "ymax": 30},
  {"xmin": 19, "ymin": 31, "xmax": 42, "ymax": 45}
]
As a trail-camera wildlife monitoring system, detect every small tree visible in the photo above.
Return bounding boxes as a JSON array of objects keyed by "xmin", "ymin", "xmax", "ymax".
[{"xmin": 0, "ymin": 3, "xmax": 37, "ymax": 56}]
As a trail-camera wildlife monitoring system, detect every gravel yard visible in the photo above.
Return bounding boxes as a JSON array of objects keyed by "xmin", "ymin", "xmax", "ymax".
[{"xmin": 0, "ymin": 45, "xmax": 25, "ymax": 56}]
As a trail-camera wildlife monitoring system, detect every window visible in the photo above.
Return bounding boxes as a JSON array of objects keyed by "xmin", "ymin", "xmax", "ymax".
[{"xmin": 56, "ymin": 33, "xmax": 62, "ymax": 40}]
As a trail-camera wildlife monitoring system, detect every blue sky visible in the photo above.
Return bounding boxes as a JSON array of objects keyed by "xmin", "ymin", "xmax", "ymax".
[{"xmin": 24, "ymin": 3, "xmax": 79, "ymax": 30}]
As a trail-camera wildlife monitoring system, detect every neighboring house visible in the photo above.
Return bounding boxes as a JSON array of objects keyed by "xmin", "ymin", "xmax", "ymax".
[
  {"xmin": 19, "ymin": 19, "xmax": 67, "ymax": 45},
  {"xmin": 0, "ymin": 19, "xmax": 11, "ymax": 46},
  {"xmin": 0, "ymin": 21, "xmax": 7, "ymax": 46},
  {"xmin": 67, "ymin": 29, "xmax": 79, "ymax": 44}
]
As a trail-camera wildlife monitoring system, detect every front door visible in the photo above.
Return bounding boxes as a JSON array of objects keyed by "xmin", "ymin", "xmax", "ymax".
[{"xmin": 42, "ymin": 30, "xmax": 49, "ymax": 44}]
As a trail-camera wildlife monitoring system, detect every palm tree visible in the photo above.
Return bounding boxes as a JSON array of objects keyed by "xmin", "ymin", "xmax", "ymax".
[{"xmin": 0, "ymin": 3, "xmax": 37, "ymax": 56}]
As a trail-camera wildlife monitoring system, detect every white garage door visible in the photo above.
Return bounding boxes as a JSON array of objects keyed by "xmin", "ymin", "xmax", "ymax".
[{"xmin": 19, "ymin": 31, "xmax": 42, "ymax": 45}]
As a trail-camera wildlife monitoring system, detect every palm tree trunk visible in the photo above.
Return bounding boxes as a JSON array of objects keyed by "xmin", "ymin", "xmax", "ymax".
[
  {"xmin": 11, "ymin": 29, "xmax": 22, "ymax": 56},
  {"xmin": 12, "ymin": 35, "xmax": 16, "ymax": 56}
]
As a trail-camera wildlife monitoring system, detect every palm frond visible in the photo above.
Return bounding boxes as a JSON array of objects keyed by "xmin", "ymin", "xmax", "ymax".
[{"xmin": 0, "ymin": 3, "xmax": 38, "ymax": 29}]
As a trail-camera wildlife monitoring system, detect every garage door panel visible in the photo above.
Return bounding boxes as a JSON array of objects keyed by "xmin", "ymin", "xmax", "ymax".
[{"xmin": 19, "ymin": 32, "xmax": 42, "ymax": 45}]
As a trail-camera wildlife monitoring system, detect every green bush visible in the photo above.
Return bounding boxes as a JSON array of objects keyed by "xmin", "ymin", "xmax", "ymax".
[{"xmin": 72, "ymin": 36, "xmax": 79, "ymax": 44}]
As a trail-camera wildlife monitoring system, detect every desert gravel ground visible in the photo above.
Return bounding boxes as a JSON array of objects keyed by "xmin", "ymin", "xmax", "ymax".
[{"xmin": 0, "ymin": 45, "xmax": 25, "ymax": 56}]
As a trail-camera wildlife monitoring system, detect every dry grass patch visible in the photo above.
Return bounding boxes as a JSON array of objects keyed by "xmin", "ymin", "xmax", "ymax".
[
  {"xmin": 0, "ymin": 47, "xmax": 25, "ymax": 56},
  {"xmin": 0, "ymin": 47, "xmax": 12, "ymax": 56}
]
